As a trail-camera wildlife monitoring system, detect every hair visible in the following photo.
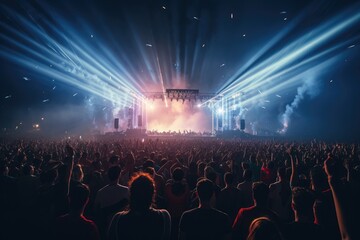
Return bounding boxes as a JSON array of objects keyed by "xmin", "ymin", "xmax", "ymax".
[
  {"xmin": 247, "ymin": 217, "xmax": 283, "ymax": 240},
  {"xmin": 197, "ymin": 179, "xmax": 214, "ymax": 202},
  {"xmin": 108, "ymin": 165, "xmax": 122, "ymax": 182},
  {"xmin": 224, "ymin": 172, "xmax": 234, "ymax": 185},
  {"xmin": 243, "ymin": 169, "xmax": 253, "ymax": 181},
  {"xmin": 144, "ymin": 167, "xmax": 155, "ymax": 177},
  {"xmin": 143, "ymin": 160, "xmax": 155, "ymax": 169},
  {"xmin": 310, "ymin": 166, "xmax": 327, "ymax": 191},
  {"xmin": 171, "ymin": 168, "xmax": 186, "ymax": 196},
  {"xmin": 172, "ymin": 167, "xmax": 184, "ymax": 182},
  {"xmin": 128, "ymin": 173, "xmax": 155, "ymax": 212},
  {"xmin": 205, "ymin": 166, "xmax": 217, "ymax": 182},
  {"xmin": 109, "ymin": 155, "xmax": 120, "ymax": 165},
  {"xmin": 252, "ymin": 182, "xmax": 269, "ymax": 206},
  {"xmin": 69, "ymin": 184, "xmax": 90, "ymax": 212},
  {"xmin": 292, "ymin": 187, "xmax": 315, "ymax": 217}
]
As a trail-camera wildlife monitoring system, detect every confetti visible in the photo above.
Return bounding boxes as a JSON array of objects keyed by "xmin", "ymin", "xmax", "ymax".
[
  {"xmin": 202, "ymin": 43, "xmax": 205, "ymax": 47},
  {"xmin": 23, "ymin": 77, "xmax": 30, "ymax": 81},
  {"xmin": 41, "ymin": 117, "xmax": 44, "ymax": 120},
  {"xmin": 146, "ymin": 43, "xmax": 153, "ymax": 47},
  {"xmin": 90, "ymin": 34, "xmax": 94, "ymax": 38},
  {"xmin": 280, "ymin": 11, "xmax": 287, "ymax": 14},
  {"xmin": 284, "ymin": 18, "xmax": 287, "ymax": 21},
  {"xmin": 261, "ymin": 106, "xmax": 266, "ymax": 109},
  {"xmin": 52, "ymin": 86, "xmax": 56, "ymax": 90},
  {"xmin": 73, "ymin": 93, "xmax": 78, "ymax": 97},
  {"xmin": 348, "ymin": 45, "xmax": 355, "ymax": 48},
  {"xmin": 162, "ymin": 6, "xmax": 166, "ymax": 10},
  {"xmin": 276, "ymin": 94, "xmax": 282, "ymax": 98},
  {"xmin": 264, "ymin": 100, "xmax": 270, "ymax": 103},
  {"xmin": 102, "ymin": 107, "xmax": 107, "ymax": 111},
  {"xmin": 330, "ymin": 80, "xmax": 333, "ymax": 83},
  {"xmin": 243, "ymin": 34, "xmax": 246, "ymax": 37},
  {"xmin": 5, "ymin": 95, "xmax": 11, "ymax": 99},
  {"xmin": 230, "ymin": 13, "xmax": 234, "ymax": 19},
  {"xmin": 193, "ymin": 16, "xmax": 199, "ymax": 20},
  {"xmin": 42, "ymin": 99, "xmax": 50, "ymax": 103},
  {"xmin": 258, "ymin": 90, "xmax": 262, "ymax": 94},
  {"xmin": 220, "ymin": 63, "xmax": 225, "ymax": 67}
]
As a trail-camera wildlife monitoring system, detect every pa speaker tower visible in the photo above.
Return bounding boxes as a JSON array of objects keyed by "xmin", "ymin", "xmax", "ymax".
[
  {"xmin": 114, "ymin": 118, "xmax": 119, "ymax": 129},
  {"xmin": 240, "ymin": 119, "xmax": 245, "ymax": 130}
]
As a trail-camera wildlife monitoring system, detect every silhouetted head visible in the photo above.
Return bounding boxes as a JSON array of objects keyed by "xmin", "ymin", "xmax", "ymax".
[
  {"xmin": 129, "ymin": 173, "xmax": 155, "ymax": 212},
  {"xmin": 248, "ymin": 217, "xmax": 283, "ymax": 240},
  {"xmin": 197, "ymin": 179, "xmax": 214, "ymax": 203},
  {"xmin": 224, "ymin": 172, "xmax": 234, "ymax": 186},
  {"xmin": 292, "ymin": 187, "xmax": 315, "ymax": 221},
  {"xmin": 69, "ymin": 184, "xmax": 90, "ymax": 214},
  {"xmin": 108, "ymin": 165, "xmax": 121, "ymax": 182},
  {"xmin": 252, "ymin": 182, "xmax": 269, "ymax": 206},
  {"xmin": 172, "ymin": 167, "xmax": 184, "ymax": 182}
]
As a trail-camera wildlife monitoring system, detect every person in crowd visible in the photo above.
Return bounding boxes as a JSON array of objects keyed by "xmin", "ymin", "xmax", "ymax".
[
  {"xmin": 237, "ymin": 169, "xmax": 254, "ymax": 208},
  {"xmin": 53, "ymin": 184, "xmax": 100, "ymax": 240},
  {"xmin": 232, "ymin": 182, "xmax": 278, "ymax": 240},
  {"xmin": 282, "ymin": 187, "xmax": 323, "ymax": 240},
  {"xmin": 217, "ymin": 172, "xmax": 243, "ymax": 223},
  {"xmin": 165, "ymin": 167, "xmax": 190, "ymax": 239},
  {"xmin": 94, "ymin": 165, "xmax": 129, "ymax": 238},
  {"xmin": 108, "ymin": 172, "xmax": 171, "ymax": 240},
  {"xmin": 268, "ymin": 167, "xmax": 292, "ymax": 222},
  {"xmin": 179, "ymin": 179, "xmax": 232, "ymax": 240}
]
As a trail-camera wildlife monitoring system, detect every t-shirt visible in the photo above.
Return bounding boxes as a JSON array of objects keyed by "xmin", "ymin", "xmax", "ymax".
[
  {"xmin": 108, "ymin": 208, "xmax": 171, "ymax": 240},
  {"xmin": 179, "ymin": 207, "xmax": 231, "ymax": 240},
  {"xmin": 54, "ymin": 214, "xmax": 100, "ymax": 240}
]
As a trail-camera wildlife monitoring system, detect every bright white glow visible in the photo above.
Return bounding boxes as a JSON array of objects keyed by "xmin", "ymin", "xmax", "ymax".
[{"xmin": 217, "ymin": 108, "xmax": 224, "ymax": 115}]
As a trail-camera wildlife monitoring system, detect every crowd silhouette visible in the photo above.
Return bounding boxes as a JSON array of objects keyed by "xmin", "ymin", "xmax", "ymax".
[{"xmin": 0, "ymin": 138, "xmax": 359, "ymax": 240}]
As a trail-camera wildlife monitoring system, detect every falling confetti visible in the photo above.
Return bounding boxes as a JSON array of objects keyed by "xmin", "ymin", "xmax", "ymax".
[
  {"xmin": 261, "ymin": 106, "xmax": 266, "ymax": 109},
  {"xmin": 42, "ymin": 99, "xmax": 50, "ymax": 103},
  {"xmin": 276, "ymin": 94, "xmax": 282, "ymax": 98},
  {"xmin": 258, "ymin": 90, "xmax": 262, "ymax": 94},
  {"xmin": 162, "ymin": 6, "xmax": 166, "ymax": 10},
  {"xmin": 230, "ymin": 13, "xmax": 234, "ymax": 19},
  {"xmin": 264, "ymin": 100, "xmax": 270, "ymax": 103},
  {"xmin": 90, "ymin": 34, "xmax": 94, "ymax": 38},
  {"xmin": 193, "ymin": 16, "xmax": 199, "ymax": 20},
  {"xmin": 202, "ymin": 43, "xmax": 205, "ymax": 47},
  {"xmin": 330, "ymin": 80, "xmax": 333, "ymax": 83},
  {"xmin": 73, "ymin": 93, "xmax": 78, "ymax": 97},
  {"xmin": 284, "ymin": 18, "xmax": 287, "ymax": 21},
  {"xmin": 280, "ymin": 11, "xmax": 287, "ymax": 14},
  {"xmin": 146, "ymin": 43, "xmax": 153, "ymax": 47},
  {"xmin": 52, "ymin": 86, "xmax": 56, "ymax": 90},
  {"xmin": 220, "ymin": 63, "xmax": 225, "ymax": 67},
  {"xmin": 5, "ymin": 95, "xmax": 12, "ymax": 99},
  {"xmin": 348, "ymin": 45, "xmax": 355, "ymax": 48},
  {"xmin": 243, "ymin": 34, "xmax": 246, "ymax": 37},
  {"xmin": 23, "ymin": 77, "xmax": 30, "ymax": 81}
]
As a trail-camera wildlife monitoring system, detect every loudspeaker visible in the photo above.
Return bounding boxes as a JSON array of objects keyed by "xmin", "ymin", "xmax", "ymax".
[
  {"xmin": 138, "ymin": 115, "xmax": 142, "ymax": 127},
  {"xmin": 114, "ymin": 118, "xmax": 119, "ymax": 129},
  {"xmin": 240, "ymin": 119, "xmax": 245, "ymax": 130}
]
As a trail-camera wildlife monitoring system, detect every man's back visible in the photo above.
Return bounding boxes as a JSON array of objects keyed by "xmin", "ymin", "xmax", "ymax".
[
  {"xmin": 179, "ymin": 207, "xmax": 231, "ymax": 240},
  {"xmin": 237, "ymin": 181, "xmax": 253, "ymax": 208},
  {"xmin": 217, "ymin": 186, "xmax": 242, "ymax": 222},
  {"xmin": 232, "ymin": 205, "xmax": 278, "ymax": 240}
]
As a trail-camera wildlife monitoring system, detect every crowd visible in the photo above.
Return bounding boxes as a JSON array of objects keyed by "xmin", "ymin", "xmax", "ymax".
[{"xmin": 0, "ymin": 138, "xmax": 359, "ymax": 240}]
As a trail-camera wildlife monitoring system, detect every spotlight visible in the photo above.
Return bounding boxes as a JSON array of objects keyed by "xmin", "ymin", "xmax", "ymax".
[
  {"xmin": 216, "ymin": 108, "xmax": 224, "ymax": 115},
  {"xmin": 196, "ymin": 104, "xmax": 202, "ymax": 108}
]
